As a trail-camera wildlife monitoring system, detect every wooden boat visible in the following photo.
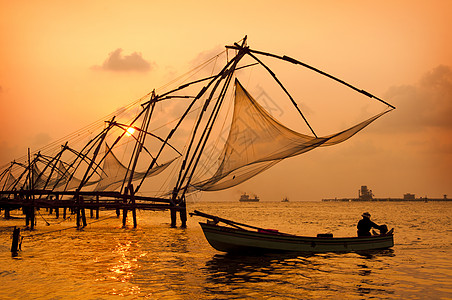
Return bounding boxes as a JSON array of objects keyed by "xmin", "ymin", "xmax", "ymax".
[{"xmin": 192, "ymin": 210, "xmax": 394, "ymax": 253}]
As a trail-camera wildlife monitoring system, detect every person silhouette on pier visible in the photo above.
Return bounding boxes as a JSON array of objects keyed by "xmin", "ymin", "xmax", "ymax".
[{"xmin": 357, "ymin": 212, "xmax": 382, "ymax": 237}]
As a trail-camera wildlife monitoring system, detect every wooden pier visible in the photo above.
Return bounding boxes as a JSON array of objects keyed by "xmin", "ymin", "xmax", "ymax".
[{"xmin": 0, "ymin": 188, "xmax": 187, "ymax": 229}]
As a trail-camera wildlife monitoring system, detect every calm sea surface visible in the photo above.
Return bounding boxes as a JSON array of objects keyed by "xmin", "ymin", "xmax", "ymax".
[{"xmin": 0, "ymin": 201, "xmax": 451, "ymax": 299}]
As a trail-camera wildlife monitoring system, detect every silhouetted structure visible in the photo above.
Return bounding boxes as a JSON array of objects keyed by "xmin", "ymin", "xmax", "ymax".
[
  {"xmin": 1, "ymin": 37, "xmax": 396, "ymax": 231},
  {"xmin": 323, "ymin": 186, "xmax": 450, "ymax": 202}
]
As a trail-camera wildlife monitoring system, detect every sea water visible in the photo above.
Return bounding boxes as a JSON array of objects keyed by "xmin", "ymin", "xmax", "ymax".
[{"xmin": 0, "ymin": 201, "xmax": 451, "ymax": 299}]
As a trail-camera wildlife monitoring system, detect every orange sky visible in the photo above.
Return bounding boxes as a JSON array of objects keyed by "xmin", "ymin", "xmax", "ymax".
[{"xmin": 1, "ymin": 1, "xmax": 451, "ymax": 200}]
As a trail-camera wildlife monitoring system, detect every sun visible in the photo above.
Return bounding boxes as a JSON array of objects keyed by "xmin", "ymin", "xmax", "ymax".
[{"xmin": 125, "ymin": 127, "xmax": 135, "ymax": 136}]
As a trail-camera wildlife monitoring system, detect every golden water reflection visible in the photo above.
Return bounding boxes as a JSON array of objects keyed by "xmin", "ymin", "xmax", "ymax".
[
  {"xmin": 98, "ymin": 226, "xmax": 199, "ymax": 298},
  {"xmin": 201, "ymin": 250, "xmax": 397, "ymax": 299},
  {"xmin": 2, "ymin": 203, "xmax": 450, "ymax": 299}
]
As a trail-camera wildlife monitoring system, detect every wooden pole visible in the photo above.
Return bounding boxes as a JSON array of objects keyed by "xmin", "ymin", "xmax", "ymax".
[
  {"xmin": 27, "ymin": 148, "xmax": 35, "ymax": 230},
  {"xmin": 226, "ymin": 46, "xmax": 396, "ymax": 109},
  {"xmin": 30, "ymin": 194, "xmax": 35, "ymax": 230},
  {"xmin": 25, "ymin": 206, "xmax": 30, "ymax": 227},
  {"xmin": 90, "ymin": 199, "xmax": 94, "ymax": 218},
  {"xmin": 76, "ymin": 195, "xmax": 80, "ymax": 229},
  {"xmin": 116, "ymin": 200, "xmax": 120, "ymax": 217},
  {"xmin": 134, "ymin": 49, "xmax": 244, "ymax": 194},
  {"xmin": 96, "ymin": 195, "xmax": 99, "ymax": 219},
  {"xmin": 122, "ymin": 187, "xmax": 128, "ymax": 228},
  {"xmin": 190, "ymin": 210, "xmax": 296, "ymax": 235},
  {"xmin": 180, "ymin": 198, "xmax": 187, "ymax": 228},
  {"xmin": 245, "ymin": 53, "xmax": 318, "ymax": 138},
  {"xmin": 170, "ymin": 207, "xmax": 177, "ymax": 228},
  {"xmin": 63, "ymin": 207, "xmax": 67, "ymax": 219},
  {"xmin": 55, "ymin": 194, "xmax": 59, "ymax": 219},
  {"xmin": 130, "ymin": 184, "xmax": 137, "ymax": 228},
  {"xmin": 30, "ymin": 207, "xmax": 35, "ymax": 230},
  {"xmin": 4, "ymin": 207, "xmax": 10, "ymax": 219},
  {"xmin": 132, "ymin": 198, "xmax": 137, "ymax": 228},
  {"xmin": 122, "ymin": 206, "xmax": 128, "ymax": 227},
  {"xmin": 80, "ymin": 196, "xmax": 87, "ymax": 227},
  {"xmin": 177, "ymin": 50, "xmax": 244, "ymax": 200},
  {"xmin": 11, "ymin": 227, "xmax": 20, "ymax": 257}
]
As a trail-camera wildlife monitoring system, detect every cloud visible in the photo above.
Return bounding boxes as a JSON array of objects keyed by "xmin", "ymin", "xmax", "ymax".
[
  {"xmin": 376, "ymin": 65, "xmax": 452, "ymax": 133},
  {"xmin": 419, "ymin": 65, "xmax": 452, "ymax": 128},
  {"xmin": 365, "ymin": 65, "xmax": 452, "ymax": 165},
  {"xmin": 189, "ymin": 45, "xmax": 224, "ymax": 70},
  {"xmin": 93, "ymin": 48, "xmax": 154, "ymax": 72}
]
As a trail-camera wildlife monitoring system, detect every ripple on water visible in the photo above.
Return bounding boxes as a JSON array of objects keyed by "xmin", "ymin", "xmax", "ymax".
[{"xmin": 0, "ymin": 202, "xmax": 451, "ymax": 299}]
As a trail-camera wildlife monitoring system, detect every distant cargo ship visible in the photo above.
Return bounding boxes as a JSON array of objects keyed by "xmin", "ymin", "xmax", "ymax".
[
  {"xmin": 239, "ymin": 193, "xmax": 260, "ymax": 202},
  {"xmin": 322, "ymin": 185, "xmax": 450, "ymax": 202}
]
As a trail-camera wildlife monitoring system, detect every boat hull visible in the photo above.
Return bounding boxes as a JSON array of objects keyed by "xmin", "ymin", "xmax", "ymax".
[{"xmin": 199, "ymin": 222, "xmax": 394, "ymax": 253}]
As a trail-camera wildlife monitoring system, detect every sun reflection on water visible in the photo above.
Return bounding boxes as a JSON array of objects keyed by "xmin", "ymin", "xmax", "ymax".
[
  {"xmin": 107, "ymin": 237, "xmax": 146, "ymax": 295},
  {"xmin": 1, "ymin": 203, "xmax": 450, "ymax": 299}
]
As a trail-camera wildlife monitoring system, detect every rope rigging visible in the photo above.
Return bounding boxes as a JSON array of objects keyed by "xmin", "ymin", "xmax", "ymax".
[{"xmin": 1, "ymin": 36, "xmax": 395, "ymax": 200}]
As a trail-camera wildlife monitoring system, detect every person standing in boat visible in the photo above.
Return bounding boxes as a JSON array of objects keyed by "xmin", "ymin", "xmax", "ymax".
[{"xmin": 357, "ymin": 212, "xmax": 382, "ymax": 236}]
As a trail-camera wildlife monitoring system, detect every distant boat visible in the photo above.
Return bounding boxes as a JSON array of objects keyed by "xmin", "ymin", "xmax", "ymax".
[
  {"xmin": 239, "ymin": 192, "xmax": 259, "ymax": 202},
  {"xmin": 282, "ymin": 197, "xmax": 289, "ymax": 202}
]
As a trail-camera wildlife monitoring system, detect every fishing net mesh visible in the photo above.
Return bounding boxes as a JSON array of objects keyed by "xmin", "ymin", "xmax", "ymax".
[
  {"xmin": 193, "ymin": 79, "xmax": 389, "ymax": 191},
  {"xmin": 95, "ymin": 145, "xmax": 175, "ymax": 192}
]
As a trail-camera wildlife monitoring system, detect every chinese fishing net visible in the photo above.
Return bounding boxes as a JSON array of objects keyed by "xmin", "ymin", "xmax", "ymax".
[{"xmin": 192, "ymin": 79, "xmax": 389, "ymax": 191}]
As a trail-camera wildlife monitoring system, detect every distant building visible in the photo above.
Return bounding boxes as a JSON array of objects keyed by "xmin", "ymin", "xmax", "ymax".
[
  {"xmin": 322, "ymin": 186, "xmax": 450, "ymax": 202},
  {"xmin": 403, "ymin": 193, "xmax": 415, "ymax": 201},
  {"xmin": 358, "ymin": 186, "xmax": 373, "ymax": 201}
]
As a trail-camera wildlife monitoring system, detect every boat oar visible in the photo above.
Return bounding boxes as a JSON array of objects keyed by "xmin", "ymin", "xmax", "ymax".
[{"xmin": 190, "ymin": 210, "xmax": 294, "ymax": 235}]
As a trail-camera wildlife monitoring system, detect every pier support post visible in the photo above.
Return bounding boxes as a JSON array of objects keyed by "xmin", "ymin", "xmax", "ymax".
[
  {"xmin": 170, "ymin": 188, "xmax": 177, "ymax": 228},
  {"xmin": 76, "ymin": 195, "xmax": 81, "ymax": 229},
  {"xmin": 76, "ymin": 207, "xmax": 80, "ymax": 228},
  {"xmin": 30, "ymin": 208, "xmax": 35, "ymax": 230},
  {"xmin": 115, "ymin": 200, "xmax": 120, "ymax": 217},
  {"xmin": 25, "ymin": 206, "xmax": 30, "ymax": 227},
  {"xmin": 130, "ymin": 185, "xmax": 137, "ymax": 228},
  {"xmin": 122, "ymin": 208, "xmax": 128, "ymax": 227},
  {"xmin": 80, "ymin": 197, "xmax": 87, "ymax": 227},
  {"xmin": 55, "ymin": 194, "xmax": 60, "ymax": 219},
  {"xmin": 63, "ymin": 207, "xmax": 67, "ymax": 219},
  {"xmin": 180, "ymin": 200, "xmax": 187, "ymax": 228},
  {"xmin": 96, "ymin": 195, "xmax": 99, "ymax": 219},
  {"xmin": 29, "ymin": 194, "xmax": 35, "ymax": 230},
  {"xmin": 170, "ymin": 207, "xmax": 177, "ymax": 228},
  {"xmin": 4, "ymin": 207, "xmax": 10, "ymax": 219},
  {"xmin": 132, "ymin": 202, "xmax": 137, "ymax": 228},
  {"xmin": 122, "ymin": 187, "xmax": 129, "ymax": 228}
]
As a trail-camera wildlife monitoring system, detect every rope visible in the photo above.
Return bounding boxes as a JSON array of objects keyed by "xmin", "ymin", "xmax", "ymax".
[
  {"xmin": 21, "ymin": 212, "xmax": 118, "ymax": 239},
  {"xmin": 1, "ymin": 50, "xmax": 228, "ymax": 173},
  {"xmin": 36, "ymin": 209, "xmax": 50, "ymax": 226}
]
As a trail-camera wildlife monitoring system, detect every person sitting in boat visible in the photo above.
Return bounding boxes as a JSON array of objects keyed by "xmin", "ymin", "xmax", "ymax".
[{"xmin": 357, "ymin": 212, "xmax": 383, "ymax": 237}]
